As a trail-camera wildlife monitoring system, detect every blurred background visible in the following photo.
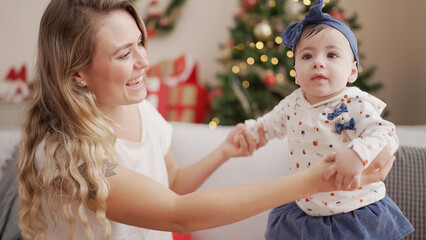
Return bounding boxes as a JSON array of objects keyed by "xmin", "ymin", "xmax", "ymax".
[{"xmin": 1, "ymin": 0, "xmax": 425, "ymax": 127}]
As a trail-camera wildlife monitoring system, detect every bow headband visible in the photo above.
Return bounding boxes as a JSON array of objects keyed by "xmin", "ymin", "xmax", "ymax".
[{"xmin": 281, "ymin": 0, "xmax": 359, "ymax": 69}]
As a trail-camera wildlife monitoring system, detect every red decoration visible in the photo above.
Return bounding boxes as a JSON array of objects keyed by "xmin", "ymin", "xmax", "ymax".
[
  {"xmin": 263, "ymin": 72, "xmax": 276, "ymax": 86},
  {"xmin": 236, "ymin": 9, "xmax": 245, "ymax": 17},
  {"xmin": 146, "ymin": 77, "xmax": 169, "ymax": 119},
  {"xmin": 145, "ymin": 55, "xmax": 208, "ymax": 123},
  {"xmin": 6, "ymin": 65, "xmax": 26, "ymax": 82},
  {"xmin": 167, "ymin": 65, "xmax": 208, "ymax": 123},
  {"xmin": 243, "ymin": 0, "xmax": 258, "ymax": 12},
  {"xmin": 172, "ymin": 232, "xmax": 191, "ymax": 240},
  {"xmin": 329, "ymin": 10, "xmax": 345, "ymax": 22},
  {"xmin": 207, "ymin": 88, "xmax": 223, "ymax": 104}
]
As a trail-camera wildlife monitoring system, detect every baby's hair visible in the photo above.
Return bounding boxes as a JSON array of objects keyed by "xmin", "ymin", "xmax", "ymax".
[
  {"xmin": 294, "ymin": 23, "xmax": 356, "ymax": 63},
  {"xmin": 301, "ymin": 23, "xmax": 331, "ymax": 40}
]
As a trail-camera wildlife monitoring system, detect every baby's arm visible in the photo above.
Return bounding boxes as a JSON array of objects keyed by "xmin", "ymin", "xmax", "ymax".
[
  {"xmin": 325, "ymin": 99, "xmax": 398, "ymax": 190},
  {"xmin": 244, "ymin": 100, "xmax": 289, "ymax": 144},
  {"xmin": 324, "ymin": 148, "xmax": 364, "ymax": 190}
]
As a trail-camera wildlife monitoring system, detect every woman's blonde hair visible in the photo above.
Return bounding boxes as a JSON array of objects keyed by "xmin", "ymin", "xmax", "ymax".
[{"xmin": 17, "ymin": 0, "xmax": 147, "ymax": 239}]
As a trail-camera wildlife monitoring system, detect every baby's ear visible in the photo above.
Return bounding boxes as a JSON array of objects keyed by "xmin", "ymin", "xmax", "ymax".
[{"xmin": 348, "ymin": 61, "xmax": 358, "ymax": 84}]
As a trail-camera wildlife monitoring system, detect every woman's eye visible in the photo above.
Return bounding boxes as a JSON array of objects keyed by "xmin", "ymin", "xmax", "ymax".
[{"xmin": 121, "ymin": 52, "xmax": 131, "ymax": 59}]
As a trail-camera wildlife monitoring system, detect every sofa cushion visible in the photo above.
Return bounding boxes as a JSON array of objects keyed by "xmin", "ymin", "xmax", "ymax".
[
  {"xmin": 0, "ymin": 145, "xmax": 22, "ymax": 240},
  {"xmin": 385, "ymin": 146, "xmax": 426, "ymax": 240}
]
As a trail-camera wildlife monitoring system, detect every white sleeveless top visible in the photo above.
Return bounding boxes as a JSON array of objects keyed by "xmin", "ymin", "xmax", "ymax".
[{"xmin": 35, "ymin": 100, "xmax": 173, "ymax": 239}]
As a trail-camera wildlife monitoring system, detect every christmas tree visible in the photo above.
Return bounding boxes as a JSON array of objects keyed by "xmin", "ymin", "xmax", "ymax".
[{"xmin": 209, "ymin": 0, "xmax": 381, "ymax": 126}]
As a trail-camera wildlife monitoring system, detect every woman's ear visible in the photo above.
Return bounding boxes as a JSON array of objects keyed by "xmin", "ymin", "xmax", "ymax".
[
  {"xmin": 73, "ymin": 72, "xmax": 87, "ymax": 87},
  {"xmin": 348, "ymin": 61, "xmax": 358, "ymax": 84}
]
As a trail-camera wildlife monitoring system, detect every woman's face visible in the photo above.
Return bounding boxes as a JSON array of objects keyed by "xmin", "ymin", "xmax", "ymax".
[{"xmin": 79, "ymin": 10, "xmax": 149, "ymax": 109}]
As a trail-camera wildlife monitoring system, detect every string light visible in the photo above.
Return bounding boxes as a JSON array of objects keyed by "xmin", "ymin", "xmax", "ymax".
[
  {"xmin": 275, "ymin": 36, "xmax": 282, "ymax": 44},
  {"xmin": 242, "ymin": 80, "xmax": 250, "ymax": 88},
  {"xmin": 209, "ymin": 121, "xmax": 218, "ymax": 129},
  {"xmin": 287, "ymin": 50, "xmax": 294, "ymax": 58},
  {"xmin": 303, "ymin": 0, "xmax": 311, "ymax": 6},
  {"xmin": 256, "ymin": 41, "xmax": 264, "ymax": 49},
  {"xmin": 276, "ymin": 73, "xmax": 285, "ymax": 83},
  {"xmin": 359, "ymin": 65, "xmax": 363, "ymax": 73},
  {"xmin": 271, "ymin": 57, "xmax": 279, "ymax": 65},
  {"xmin": 289, "ymin": 69, "xmax": 296, "ymax": 77},
  {"xmin": 232, "ymin": 65, "xmax": 240, "ymax": 73},
  {"xmin": 247, "ymin": 57, "xmax": 255, "ymax": 65},
  {"xmin": 233, "ymin": 43, "xmax": 244, "ymax": 51},
  {"xmin": 260, "ymin": 54, "xmax": 268, "ymax": 62},
  {"xmin": 269, "ymin": 0, "xmax": 276, "ymax": 8},
  {"xmin": 239, "ymin": 62, "xmax": 247, "ymax": 70},
  {"xmin": 212, "ymin": 117, "xmax": 220, "ymax": 124},
  {"xmin": 249, "ymin": 42, "xmax": 256, "ymax": 48}
]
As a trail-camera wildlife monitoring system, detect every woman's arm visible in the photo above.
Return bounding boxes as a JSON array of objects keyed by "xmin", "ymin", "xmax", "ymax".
[
  {"xmin": 166, "ymin": 124, "xmax": 265, "ymax": 195},
  {"xmin": 105, "ymin": 149, "xmax": 392, "ymax": 234}
]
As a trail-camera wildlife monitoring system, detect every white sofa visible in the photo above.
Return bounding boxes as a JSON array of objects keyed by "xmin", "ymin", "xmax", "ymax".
[
  {"xmin": 170, "ymin": 122, "xmax": 426, "ymax": 240},
  {"xmin": 1, "ymin": 123, "xmax": 426, "ymax": 240}
]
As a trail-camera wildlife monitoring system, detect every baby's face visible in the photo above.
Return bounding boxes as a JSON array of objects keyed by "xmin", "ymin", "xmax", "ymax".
[{"xmin": 294, "ymin": 27, "xmax": 357, "ymax": 105}]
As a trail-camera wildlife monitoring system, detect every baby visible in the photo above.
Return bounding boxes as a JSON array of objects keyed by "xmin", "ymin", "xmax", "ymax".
[{"xmin": 245, "ymin": 0, "xmax": 414, "ymax": 239}]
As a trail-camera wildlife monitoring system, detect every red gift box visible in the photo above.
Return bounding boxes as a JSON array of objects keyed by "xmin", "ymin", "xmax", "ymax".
[
  {"xmin": 145, "ymin": 55, "xmax": 208, "ymax": 123},
  {"xmin": 145, "ymin": 76, "xmax": 169, "ymax": 119},
  {"xmin": 167, "ymin": 66, "xmax": 207, "ymax": 123}
]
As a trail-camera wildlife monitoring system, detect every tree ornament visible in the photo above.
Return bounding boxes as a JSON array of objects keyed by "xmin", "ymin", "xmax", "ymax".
[
  {"xmin": 263, "ymin": 71, "xmax": 276, "ymax": 86},
  {"xmin": 219, "ymin": 47, "xmax": 232, "ymax": 62},
  {"xmin": 285, "ymin": 0, "xmax": 305, "ymax": 20},
  {"xmin": 329, "ymin": 10, "xmax": 345, "ymax": 21},
  {"xmin": 254, "ymin": 20, "xmax": 273, "ymax": 41},
  {"xmin": 243, "ymin": 0, "xmax": 258, "ymax": 12}
]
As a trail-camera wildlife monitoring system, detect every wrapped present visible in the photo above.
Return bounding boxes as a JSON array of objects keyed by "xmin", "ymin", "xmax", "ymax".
[
  {"xmin": 146, "ymin": 54, "xmax": 195, "ymax": 87},
  {"xmin": 167, "ymin": 77, "xmax": 207, "ymax": 123},
  {"xmin": 145, "ymin": 76, "xmax": 169, "ymax": 119},
  {"xmin": 145, "ymin": 54, "xmax": 208, "ymax": 123}
]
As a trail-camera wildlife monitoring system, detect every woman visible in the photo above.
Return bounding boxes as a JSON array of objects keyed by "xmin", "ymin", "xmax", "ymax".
[{"xmin": 17, "ymin": 0, "xmax": 393, "ymax": 239}]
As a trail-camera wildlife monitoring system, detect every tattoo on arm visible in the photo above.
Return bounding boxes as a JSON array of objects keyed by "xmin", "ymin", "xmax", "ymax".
[
  {"xmin": 78, "ymin": 162, "xmax": 117, "ymax": 199},
  {"xmin": 103, "ymin": 162, "xmax": 117, "ymax": 177}
]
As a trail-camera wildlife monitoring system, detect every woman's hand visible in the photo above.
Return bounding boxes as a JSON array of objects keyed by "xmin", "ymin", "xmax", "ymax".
[{"xmin": 220, "ymin": 123, "xmax": 267, "ymax": 159}]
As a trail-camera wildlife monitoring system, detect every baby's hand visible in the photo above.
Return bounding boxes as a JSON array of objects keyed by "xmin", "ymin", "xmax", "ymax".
[{"xmin": 323, "ymin": 148, "xmax": 364, "ymax": 190}]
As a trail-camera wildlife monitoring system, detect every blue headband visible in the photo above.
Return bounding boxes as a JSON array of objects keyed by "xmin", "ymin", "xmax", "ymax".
[{"xmin": 281, "ymin": 0, "xmax": 359, "ymax": 69}]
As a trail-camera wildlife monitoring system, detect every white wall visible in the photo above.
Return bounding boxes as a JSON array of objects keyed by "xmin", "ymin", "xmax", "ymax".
[{"xmin": 1, "ymin": 0, "xmax": 425, "ymax": 125}]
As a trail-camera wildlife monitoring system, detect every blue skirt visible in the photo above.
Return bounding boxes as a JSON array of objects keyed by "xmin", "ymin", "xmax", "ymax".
[{"xmin": 265, "ymin": 195, "xmax": 414, "ymax": 240}]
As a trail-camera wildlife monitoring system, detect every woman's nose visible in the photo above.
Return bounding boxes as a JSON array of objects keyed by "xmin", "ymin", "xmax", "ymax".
[{"xmin": 134, "ymin": 47, "xmax": 149, "ymax": 69}]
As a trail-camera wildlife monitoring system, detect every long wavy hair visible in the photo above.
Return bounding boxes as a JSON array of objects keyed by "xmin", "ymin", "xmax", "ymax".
[{"xmin": 17, "ymin": 0, "xmax": 147, "ymax": 239}]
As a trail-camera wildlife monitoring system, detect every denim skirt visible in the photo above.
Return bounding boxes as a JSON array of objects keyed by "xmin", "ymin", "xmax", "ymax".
[{"xmin": 265, "ymin": 195, "xmax": 414, "ymax": 240}]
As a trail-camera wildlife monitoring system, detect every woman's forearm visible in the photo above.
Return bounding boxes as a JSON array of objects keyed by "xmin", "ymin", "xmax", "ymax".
[
  {"xmin": 106, "ymin": 164, "xmax": 323, "ymax": 234},
  {"xmin": 170, "ymin": 147, "xmax": 228, "ymax": 195},
  {"xmin": 173, "ymin": 170, "xmax": 316, "ymax": 233}
]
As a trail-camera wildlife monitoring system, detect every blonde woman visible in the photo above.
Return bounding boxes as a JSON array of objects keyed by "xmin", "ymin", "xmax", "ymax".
[{"xmin": 17, "ymin": 0, "xmax": 394, "ymax": 239}]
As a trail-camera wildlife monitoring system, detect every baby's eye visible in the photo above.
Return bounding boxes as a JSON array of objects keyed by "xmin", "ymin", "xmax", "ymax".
[
  {"xmin": 302, "ymin": 54, "xmax": 312, "ymax": 60},
  {"xmin": 327, "ymin": 52, "xmax": 338, "ymax": 58}
]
